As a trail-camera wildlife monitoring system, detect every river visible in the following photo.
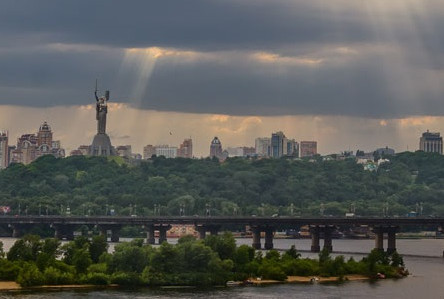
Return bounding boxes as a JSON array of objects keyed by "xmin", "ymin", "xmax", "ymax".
[{"xmin": 0, "ymin": 237, "xmax": 443, "ymax": 298}]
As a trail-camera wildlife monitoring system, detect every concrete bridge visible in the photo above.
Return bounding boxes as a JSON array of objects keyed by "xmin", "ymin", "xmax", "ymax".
[{"xmin": 1, "ymin": 216, "xmax": 443, "ymax": 255}]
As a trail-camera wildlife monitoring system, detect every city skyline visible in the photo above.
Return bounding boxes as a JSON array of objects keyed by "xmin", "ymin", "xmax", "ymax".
[{"xmin": 0, "ymin": 111, "xmax": 441, "ymax": 161}]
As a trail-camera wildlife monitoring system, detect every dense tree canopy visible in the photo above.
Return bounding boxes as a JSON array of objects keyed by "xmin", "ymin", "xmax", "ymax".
[
  {"xmin": 0, "ymin": 234, "xmax": 407, "ymax": 287},
  {"xmin": 0, "ymin": 152, "xmax": 443, "ymax": 217}
]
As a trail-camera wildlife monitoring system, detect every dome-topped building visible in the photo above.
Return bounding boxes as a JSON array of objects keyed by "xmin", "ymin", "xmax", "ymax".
[
  {"xmin": 210, "ymin": 137, "xmax": 223, "ymax": 159},
  {"xmin": 37, "ymin": 121, "xmax": 53, "ymax": 150}
]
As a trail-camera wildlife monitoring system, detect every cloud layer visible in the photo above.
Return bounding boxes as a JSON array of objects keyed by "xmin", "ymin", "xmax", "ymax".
[{"xmin": 1, "ymin": 0, "xmax": 444, "ymax": 118}]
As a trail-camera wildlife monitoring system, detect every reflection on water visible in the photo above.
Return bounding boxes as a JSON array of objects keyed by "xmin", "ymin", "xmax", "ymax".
[{"xmin": 0, "ymin": 238, "xmax": 443, "ymax": 298}]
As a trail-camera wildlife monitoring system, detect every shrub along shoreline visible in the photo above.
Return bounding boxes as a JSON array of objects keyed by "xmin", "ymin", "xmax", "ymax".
[{"xmin": 0, "ymin": 233, "xmax": 408, "ymax": 288}]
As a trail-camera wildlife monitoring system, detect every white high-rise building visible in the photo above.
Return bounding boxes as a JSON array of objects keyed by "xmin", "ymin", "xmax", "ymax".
[
  {"xmin": 255, "ymin": 137, "xmax": 271, "ymax": 157},
  {"xmin": 0, "ymin": 131, "xmax": 8, "ymax": 169},
  {"xmin": 155, "ymin": 145, "xmax": 178, "ymax": 158}
]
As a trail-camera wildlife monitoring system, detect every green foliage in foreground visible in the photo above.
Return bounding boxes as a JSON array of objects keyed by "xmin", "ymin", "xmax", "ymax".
[
  {"xmin": 1, "ymin": 151, "xmax": 444, "ymax": 217},
  {"xmin": 0, "ymin": 234, "xmax": 407, "ymax": 287}
]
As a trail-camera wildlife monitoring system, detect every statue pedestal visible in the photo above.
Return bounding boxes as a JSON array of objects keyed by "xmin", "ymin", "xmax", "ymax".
[{"xmin": 90, "ymin": 133, "xmax": 114, "ymax": 156}]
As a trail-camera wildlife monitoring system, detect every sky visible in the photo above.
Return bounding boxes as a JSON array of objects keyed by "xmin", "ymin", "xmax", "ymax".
[{"xmin": 1, "ymin": 0, "xmax": 444, "ymax": 156}]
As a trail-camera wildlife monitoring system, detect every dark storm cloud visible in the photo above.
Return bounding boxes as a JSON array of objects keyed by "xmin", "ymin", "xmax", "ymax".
[
  {"xmin": 0, "ymin": 0, "xmax": 374, "ymax": 51},
  {"xmin": 0, "ymin": 0, "xmax": 444, "ymax": 117},
  {"xmin": 135, "ymin": 51, "xmax": 441, "ymax": 118}
]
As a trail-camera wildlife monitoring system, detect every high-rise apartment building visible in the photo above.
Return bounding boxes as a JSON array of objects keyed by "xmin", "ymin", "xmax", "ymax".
[
  {"xmin": 178, "ymin": 138, "xmax": 193, "ymax": 158},
  {"xmin": 155, "ymin": 145, "xmax": 177, "ymax": 158},
  {"xmin": 143, "ymin": 145, "xmax": 156, "ymax": 159},
  {"xmin": 286, "ymin": 139, "xmax": 299, "ymax": 157},
  {"xmin": 419, "ymin": 130, "xmax": 443, "ymax": 154},
  {"xmin": 300, "ymin": 141, "xmax": 317, "ymax": 157},
  {"xmin": 271, "ymin": 131, "xmax": 286, "ymax": 158},
  {"xmin": 210, "ymin": 137, "xmax": 223, "ymax": 159},
  {"xmin": 255, "ymin": 137, "xmax": 271, "ymax": 157},
  {"xmin": 0, "ymin": 131, "xmax": 8, "ymax": 169}
]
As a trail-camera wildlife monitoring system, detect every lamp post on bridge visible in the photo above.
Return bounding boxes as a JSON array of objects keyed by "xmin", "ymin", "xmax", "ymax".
[
  {"xmin": 206, "ymin": 203, "xmax": 211, "ymax": 217},
  {"xmin": 383, "ymin": 202, "xmax": 389, "ymax": 217},
  {"xmin": 180, "ymin": 204, "xmax": 185, "ymax": 216}
]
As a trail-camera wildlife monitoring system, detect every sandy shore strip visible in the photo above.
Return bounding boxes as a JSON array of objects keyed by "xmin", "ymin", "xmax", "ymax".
[
  {"xmin": 0, "ymin": 282, "xmax": 120, "ymax": 291},
  {"xmin": 0, "ymin": 281, "xmax": 21, "ymax": 290},
  {"xmin": 249, "ymin": 274, "xmax": 370, "ymax": 285}
]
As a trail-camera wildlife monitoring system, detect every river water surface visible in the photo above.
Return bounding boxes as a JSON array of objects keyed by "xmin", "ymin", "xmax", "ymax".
[{"xmin": 0, "ymin": 238, "xmax": 443, "ymax": 299}]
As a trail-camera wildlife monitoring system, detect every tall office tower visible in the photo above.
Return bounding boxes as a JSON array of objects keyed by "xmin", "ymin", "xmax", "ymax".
[
  {"xmin": 419, "ymin": 130, "xmax": 443, "ymax": 154},
  {"xmin": 178, "ymin": 138, "xmax": 193, "ymax": 158},
  {"xmin": 255, "ymin": 137, "xmax": 271, "ymax": 157},
  {"xmin": 300, "ymin": 141, "xmax": 317, "ymax": 157},
  {"xmin": 286, "ymin": 139, "xmax": 299, "ymax": 157},
  {"xmin": 271, "ymin": 131, "xmax": 286, "ymax": 158},
  {"xmin": 210, "ymin": 137, "xmax": 223, "ymax": 159},
  {"xmin": 143, "ymin": 144, "xmax": 156, "ymax": 159},
  {"xmin": 0, "ymin": 131, "xmax": 8, "ymax": 169}
]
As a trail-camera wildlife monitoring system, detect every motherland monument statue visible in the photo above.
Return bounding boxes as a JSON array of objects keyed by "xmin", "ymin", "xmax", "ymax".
[{"xmin": 89, "ymin": 80, "xmax": 115, "ymax": 156}]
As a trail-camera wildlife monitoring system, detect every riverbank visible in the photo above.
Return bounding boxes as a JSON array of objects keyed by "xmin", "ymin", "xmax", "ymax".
[
  {"xmin": 0, "ymin": 281, "xmax": 120, "ymax": 292},
  {"xmin": 0, "ymin": 274, "xmax": 378, "ymax": 292},
  {"xmin": 248, "ymin": 274, "xmax": 370, "ymax": 285}
]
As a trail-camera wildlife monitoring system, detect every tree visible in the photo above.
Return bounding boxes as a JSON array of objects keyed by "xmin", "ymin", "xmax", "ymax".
[
  {"xmin": 7, "ymin": 235, "xmax": 42, "ymax": 262},
  {"xmin": 17, "ymin": 262, "xmax": 44, "ymax": 287},
  {"xmin": 89, "ymin": 235, "xmax": 108, "ymax": 263},
  {"xmin": 72, "ymin": 246, "xmax": 92, "ymax": 274},
  {"xmin": 203, "ymin": 232, "xmax": 236, "ymax": 260}
]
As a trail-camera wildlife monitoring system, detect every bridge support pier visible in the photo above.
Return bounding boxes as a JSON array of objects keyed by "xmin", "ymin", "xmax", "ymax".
[
  {"xmin": 371, "ymin": 226, "xmax": 399, "ymax": 253},
  {"xmin": 310, "ymin": 226, "xmax": 320, "ymax": 252},
  {"xmin": 195, "ymin": 225, "xmax": 220, "ymax": 240},
  {"xmin": 99, "ymin": 225, "xmax": 121, "ymax": 242},
  {"xmin": 53, "ymin": 225, "xmax": 75, "ymax": 240},
  {"xmin": 387, "ymin": 227, "xmax": 398, "ymax": 254},
  {"xmin": 158, "ymin": 225, "xmax": 170, "ymax": 244},
  {"xmin": 252, "ymin": 227, "xmax": 261, "ymax": 250},
  {"xmin": 110, "ymin": 228, "xmax": 120, "ymax": 243},
  {"xmin": 209, "ymin": 226, "xmax": 219, "ymax": 236},
  {"xmin": 373, "ymin": 227, "xmax": 384, "ymax": 252},
  {"xmin": 196, "ymin": 226, "xmax": 206, "ymax": 239},
  {"xmin": 146, "ymin": 225, "xmax": 156, "ymax": 244},
  {"xmin": 323, "ymin": 226, "xmax": 333, "ymax": 252},
  {"xmin": 99, "ymin": 228, "xmax": 108, "ymax": 239},
  {"xmin": 264, "ymin": 228, "xmax": 274, "ymax": 250},
  {"xmin": 9, "ymin": 225, "xmax": 23, "ymax": 238}
]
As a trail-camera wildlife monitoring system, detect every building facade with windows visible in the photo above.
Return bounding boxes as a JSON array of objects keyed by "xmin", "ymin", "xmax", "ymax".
[
  {"xmin": 300, "ymin": 141, "xmax": 317, "ymax": 157},
  {"xmin": 420, "ymin": 130, "xmax": 443, "ymax": 154}
]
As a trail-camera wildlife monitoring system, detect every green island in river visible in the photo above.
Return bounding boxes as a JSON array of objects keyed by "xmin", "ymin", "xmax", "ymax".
[{"xmin": 0, "ymin": 233, "xmax": 408, "ymax": 289}]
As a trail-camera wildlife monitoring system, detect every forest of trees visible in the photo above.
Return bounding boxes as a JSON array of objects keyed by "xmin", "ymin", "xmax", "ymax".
[
  {"xmin": 0, "ymin": 234, "xmax": 406, "ymax": 287},
  {"xmin": 0, "ymin": 151, "xmax": 444, "ymax": 217}
]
